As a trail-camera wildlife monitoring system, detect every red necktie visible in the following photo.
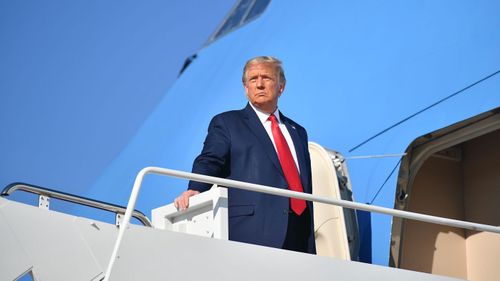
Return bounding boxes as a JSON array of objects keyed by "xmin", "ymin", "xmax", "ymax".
[{"xmin": 268, "ymin": 114, "xmax": 306, "ymax": 215}]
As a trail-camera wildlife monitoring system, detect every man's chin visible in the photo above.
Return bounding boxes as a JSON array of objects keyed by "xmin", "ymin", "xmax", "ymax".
[{"xmin": 251, "ymin": 102, "xmax": 275, "ymax": 114}]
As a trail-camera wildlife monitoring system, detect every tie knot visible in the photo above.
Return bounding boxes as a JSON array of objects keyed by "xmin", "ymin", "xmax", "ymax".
[{"xmin": 268, "ymin": 114, "xmax": 277, "ymax": 123}]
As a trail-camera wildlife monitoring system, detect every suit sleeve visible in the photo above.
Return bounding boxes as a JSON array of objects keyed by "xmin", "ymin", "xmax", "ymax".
[{"xmin": 188, "ymin": 114, "xmax": 231, "ymax": 192}]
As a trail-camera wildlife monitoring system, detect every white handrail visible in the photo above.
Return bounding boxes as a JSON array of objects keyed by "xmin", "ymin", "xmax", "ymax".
[{"xmin": 103, "ymin": 166, "xmax": 500, "ymax": 281}]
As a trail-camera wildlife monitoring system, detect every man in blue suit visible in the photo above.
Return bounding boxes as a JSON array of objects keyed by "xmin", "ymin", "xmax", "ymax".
[{"xmin": 175, "ymin": 56, "xmax": 315, "ymax": 254}]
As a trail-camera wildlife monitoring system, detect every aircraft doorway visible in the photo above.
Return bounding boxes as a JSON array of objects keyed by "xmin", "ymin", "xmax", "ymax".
[{"xmin": 390, "ymin": 107, "xmax": 500, "ymax": 281}]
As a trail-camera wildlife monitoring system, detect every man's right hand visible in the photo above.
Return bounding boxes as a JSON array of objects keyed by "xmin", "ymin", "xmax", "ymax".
[{"xmin": 174, "ymin": 190, "xmax": 200, "ymax": 210}]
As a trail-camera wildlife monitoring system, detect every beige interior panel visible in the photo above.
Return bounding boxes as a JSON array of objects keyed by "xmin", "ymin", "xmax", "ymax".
[
  {"xmin": 462, "ymin": 130, "xmax": 500, "ymax": 281},
  {"xmin": 400, "ymin": 129, "xmax": 500, "ymax": 281},
  {"xmin": 401, "ymin": 156, "xmax": 467, "ymax": 279}
]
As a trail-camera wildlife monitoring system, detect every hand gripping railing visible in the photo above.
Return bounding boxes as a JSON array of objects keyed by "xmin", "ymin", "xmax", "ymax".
[
  {"xmin": 1, "ymin": 182, "xmax": 152, "ymax": 227},
  {"xmin": 103, "ymin": 166, "xmax": 500, "ymax": 281}
]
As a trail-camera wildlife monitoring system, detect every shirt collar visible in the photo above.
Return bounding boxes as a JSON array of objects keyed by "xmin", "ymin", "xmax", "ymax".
[{"xmin": 249, "ymin": 102, "xmax": 281, "ymax": 124}]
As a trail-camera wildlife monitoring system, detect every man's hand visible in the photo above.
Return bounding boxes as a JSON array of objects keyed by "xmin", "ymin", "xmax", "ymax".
[{"xmin": 174, "ymin": 190, "xmax": 200, "ymax": 210}]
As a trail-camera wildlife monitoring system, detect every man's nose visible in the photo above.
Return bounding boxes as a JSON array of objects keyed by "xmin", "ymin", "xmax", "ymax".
[{"xmin": 256, "ymin": 77, "xmax": 265, "ymax": 88}]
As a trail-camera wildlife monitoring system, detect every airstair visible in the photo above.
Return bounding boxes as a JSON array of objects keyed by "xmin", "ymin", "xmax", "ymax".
[{"xmin": 2, "ymin": 143, "xmax": 499, "ymax": 281}]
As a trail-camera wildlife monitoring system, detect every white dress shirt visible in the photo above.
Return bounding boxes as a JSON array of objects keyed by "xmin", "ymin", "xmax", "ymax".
[{"xmin": 249, "ymin": 103, "xmax": 300, "ymax": 172}]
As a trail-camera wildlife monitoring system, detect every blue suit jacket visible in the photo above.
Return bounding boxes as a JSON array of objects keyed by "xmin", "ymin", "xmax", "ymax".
[{"xmin": 189, "ymin": 103, "xmax": 315, "ymax": 253}]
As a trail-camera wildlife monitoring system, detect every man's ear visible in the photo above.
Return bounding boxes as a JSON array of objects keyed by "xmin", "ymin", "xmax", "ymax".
[{"xmin": 244, "ymin": 83, "xmax": 250, "ymax": 97}]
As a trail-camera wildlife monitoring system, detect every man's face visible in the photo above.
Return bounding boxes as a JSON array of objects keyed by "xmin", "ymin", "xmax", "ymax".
[{"xmin": 244, "ymin": 62, "xmax": 284, "ymax": 114}]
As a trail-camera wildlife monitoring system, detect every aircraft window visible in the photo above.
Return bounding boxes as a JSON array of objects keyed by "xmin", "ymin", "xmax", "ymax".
[
  {"xmin": 246, "ymin": 0, "xmax": 271, "ymax": 21},
  {"xmin": 206, "ymin": 0, "xmax": 271, "ymax": 45},
  {"xmin": 215, "ymin": 0, "xmax": 253, "ymax": 39}
]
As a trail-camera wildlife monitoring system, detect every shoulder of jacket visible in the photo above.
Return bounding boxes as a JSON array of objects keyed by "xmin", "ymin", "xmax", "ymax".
[{"xmin": 213, "ymin": 108, "xmax": 246, "ymax": 120}]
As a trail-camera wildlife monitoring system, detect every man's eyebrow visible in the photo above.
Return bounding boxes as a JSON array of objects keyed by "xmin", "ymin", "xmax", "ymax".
[{"xmin": 247, "ymin": 73, "xmax": 274, "ymax": 80}]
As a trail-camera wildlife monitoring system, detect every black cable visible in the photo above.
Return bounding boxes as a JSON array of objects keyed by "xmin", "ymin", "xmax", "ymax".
[
  {"xmin": 349, "ymin": 69, "xmax": 500, "ymax": 152},
  {"xmin": 369, "ymin": 158, "xmax": 402, "ymax": 205}
]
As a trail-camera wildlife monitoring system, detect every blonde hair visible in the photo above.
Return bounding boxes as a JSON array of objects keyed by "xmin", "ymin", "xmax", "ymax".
[{"xmin": 242, "ymin": 56, "xmax": 286, "ymax": 85}]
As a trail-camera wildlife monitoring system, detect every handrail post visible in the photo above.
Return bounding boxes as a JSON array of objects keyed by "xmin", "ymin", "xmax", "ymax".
[{"xmin": 103, "ymin": 167, "xmax": 151, "ymax": 281}]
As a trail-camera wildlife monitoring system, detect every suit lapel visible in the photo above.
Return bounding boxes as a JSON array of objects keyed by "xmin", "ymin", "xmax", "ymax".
[
  {"xmin": 242, "ymin": 104, "xmax": 284, "ymax": 176},
  {"xmin": 281, "ymin": 113, "xmax": 309, "ymax": 188}
]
